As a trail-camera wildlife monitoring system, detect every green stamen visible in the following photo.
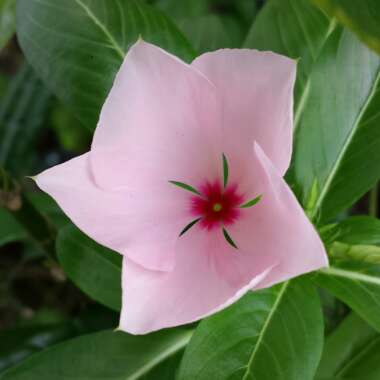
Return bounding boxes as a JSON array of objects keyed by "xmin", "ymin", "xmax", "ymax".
[
  {"xmin": 169, "ymin": 180, "xmax": 200, "ymax": 195},
  {"xmin": 223, "ymin": 228, "xmax": 238, "ymax": 249},
  {"xmin": 222, "ymin": 153, "xmax": 229, "ymax": 188},
  {"xmin": 240, "ymin": 195, "xmax": 262, "ymax": 208}
]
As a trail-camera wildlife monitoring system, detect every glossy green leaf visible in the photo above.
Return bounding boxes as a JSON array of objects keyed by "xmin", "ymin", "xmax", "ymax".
[
  {"xmin": 0, "ymin": 329, "xmax": 193, "ymax": 380},
  {"xmin": 178, "ymin": 278, "xmax": 323, "ymax": 380},
  {"xmin": 312, "ymin": 0, "xmax": 380, "ymax": 55},
  {"xmin": 0, "ymin": 323, "xmax": 77, "ymax": 372},
  {"xmin": 317, "ymin": 264, "xmax": 380, "ymax": 333},
  {"xmin": 16, "ymin": 0, "xmax": 195, "ymax": 130},
  {"xmin": 244, "ymin": 0, "xmax": 333, "ymax": 112},
  {"xmin": 180, "ymin": 14, "xmax": 245, "ymax": 53},
  {"xmin": 289, "ymin": 28, "xmax": 380, "ymax": 222},
  {"xmin": 0, "ymin": 63, "xmax": 50, "ymax": 176},
  {"xmin": 321, "ymin": 216, "xmax": 380, "ymax": 246},
  {"xmin": 316, "ymin": 216, "xmax": 380, "ymax": 332},
  {"xmin": 0, "ymin": 0, "xmax": 15, "ymax": 50},
  {"xmin": 317, "ymin": 313, "xmax": 378, "ymax": 378},
  {"xmin": 155, "ymin": 0, "xmax": 207, "ymax": 20},
  {"xmin": 27, "ymin": 192, "xmax": 70, "ymax": 229},
  {"xmin": 56, "ymin": 225, "xmax": 122, "ymax": 311},
  {"xmin": 0, "ymin": 207, "xmax": 26, "ymax": 246}
]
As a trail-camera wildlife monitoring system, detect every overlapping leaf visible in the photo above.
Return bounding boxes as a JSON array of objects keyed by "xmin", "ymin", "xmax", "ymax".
[
  {"xmin": 0, "ymin": 329, "xmax": 193, "ymax": 380},
  {"xmin": 16, "ymin": 0, "xmax": 195, "ymax": 130},
  {"xmin": 178, "ymin": 278, "xmax": 323, "ymax": 380}
]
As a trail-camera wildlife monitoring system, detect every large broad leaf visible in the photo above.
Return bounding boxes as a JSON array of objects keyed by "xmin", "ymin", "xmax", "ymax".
[
  {"xmin": 56, "ymin": 225, "xmax": 122, "ymax": 311},
  {"xmin": 317, "ymin": 263, "xmax": 380, "ymax": 333},
  {"xmin": 16, "ymin": 0, "xmax": 195, "ymax": 130},
  {"xmin": 0, "ymin": 323, "xmax": 78, "ymax": 372},
  {"xmin": 244, "ymin": 0, "xmax": 333, "ymax": 115},
  {"xmin": 316, "ymin": 216, "xmax": 380, "ymax": 332},
  {"xmin": 178, "ymin": 278, "xmax": 323, "ymax": 380},
  {"xmin": 0, "ymin": 0, "xmax": 15, "ymax": 50},
  {"xmin": 316, "ymin": 312, "xmax": 378, "ymax": 379},
  {"xmin": 0, "ymin": 63, "xmax": 50, "ymax": 176},
  {"xmin": 312, "ymin": 0, "xmax": 380, "ymax": 55},
  {"xmin": 289, "ymin": 28, "xmax": 380, "ymax": 221},
  {"xmin": 0, "ymin": 329, "xmax": 193, "ymax": 380},
  {"xmin": 180, "ymin": 14, "xmax": 244, "ymax": 53}
]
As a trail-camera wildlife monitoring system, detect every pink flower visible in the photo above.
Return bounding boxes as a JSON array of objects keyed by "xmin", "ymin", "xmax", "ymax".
[{"xmin": 35, "ymin": 41, "xmax": 328, "ymax": 334}]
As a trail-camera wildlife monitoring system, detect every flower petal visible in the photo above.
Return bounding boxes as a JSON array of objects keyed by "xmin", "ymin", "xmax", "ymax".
[
  {"xmin": 119, "ymin": 228, "xmax": 273, "ymax": 334},
  {"xmin": 228, "ymin": 142, "xmax": 328, "ymax": 289},
  {"xmin": 35, "ymin": 153, "xmax": 190, "ymax": 271},
  {"xmin": 91, "ymin": 40, "xmax": 222, "ymax": 192},
  {"xmin": 192, "ymin": 49, "xmax": 296, "ymax": 176}
]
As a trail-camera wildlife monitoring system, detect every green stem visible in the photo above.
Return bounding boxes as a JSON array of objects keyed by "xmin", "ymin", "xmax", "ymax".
[{"xmin": 369, "ymin": 182, "xmax": 378, "ymax": 217}]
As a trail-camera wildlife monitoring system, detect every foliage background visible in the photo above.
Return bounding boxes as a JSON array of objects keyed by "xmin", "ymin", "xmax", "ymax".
[{"xmin": 1, "ymin": 0, "xmax": 380, "ymax": 379}]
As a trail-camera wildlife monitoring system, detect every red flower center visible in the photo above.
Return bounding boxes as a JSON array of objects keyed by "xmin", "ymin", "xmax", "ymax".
[{"xmin": 191, "ymin": 181, "xmax": 243, "ymax": 230}]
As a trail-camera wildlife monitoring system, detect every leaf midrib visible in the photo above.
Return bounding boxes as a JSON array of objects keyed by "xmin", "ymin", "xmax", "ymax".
[
  {"xmin": 335, "ymin": 335, "xmax": 380, "ymax": 377},
  {"xmin": 310, "ymin": 66, "xmax": 380, "ymax": 220},
  {"xmin": 242, "ymin": 281, "xmax": 289, "ymax": 380},
  {"xmin": 320, "ymin": 267, "xmax": 380, "ymax": 286},
  {"xmin": 74, "ymin": 0, "xmax": 125, "ymax": 59},
  {"xmin": 127, "ymin": 330, "xmax": 193, "ymax": 380}
]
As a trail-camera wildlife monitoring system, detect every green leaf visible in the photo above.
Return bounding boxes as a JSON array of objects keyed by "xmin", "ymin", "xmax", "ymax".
[
  {"xmin": 0, "ymin": 323, "xmax": 78, "ymax": 372},
  {"xmin": 155, "ymin": 0, "xmax": 207, "ymax": 20},
  {"xmin": 244, "ymin": 0, "xmax": 333, "ymax": 113},
  {"xmin": 56, "ymin": 225, "xmax": 122, "ymax": 311},
  {"xmin": 27, "ymin": 192, "xmax": 70, "ymax": 229},
  {"xmin": 240, "ymin": 195, "xmax": 262, "ymax": 208},
  {"xmin": 321, "ymin": 216, "xmax": 380, "ymax": 246},
  {"xmin": 0, "ymin": 207, "xmax": 25, "ymax": 246},
  {"xmin": 316, "ymin": 313, "xmax": 378, "ymax": 378},
  {"xmin": 316, "ymin": 264, "xmax": 380, "ymax": 333},
  {"xmin": 316, "ymin": 216, "xmax": 380, "ymax": 332},
  {"xmin": 0, "ymin": 63, "xmax": 50, "ymax": 176},
  {"xmin": 180, "ymin": 14, "xmax": 245, "ymax": 53},
  {"xmin": 0, "ymin": 329, "xmax": 193, "ymax": 380},
  {"xmin": 169, "ymin": 180, "xmax": 200, "ymax": 195},
  {"xmin": 312, "ymin": 0, "xmax": 380, "ymax": 55},
  {"xmin": 289, "ymin": 28, "xmax": 380, "ymax": 222},
  {"xmin": 178, "ymin": 278, "xmax": 323, "ymax": 380},
  {"xmin": 0, "ymin": 0, "xmax": 15, "ymax": 51},
  {"xmin": 16, "ymin": 0, "xmax": 195, "ymax": 130}
]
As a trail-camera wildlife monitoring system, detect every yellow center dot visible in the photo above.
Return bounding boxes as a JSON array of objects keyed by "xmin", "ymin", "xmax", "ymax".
[{"xmin": 213, "ymin": 203, "xmax": 222, "ymax": 212}]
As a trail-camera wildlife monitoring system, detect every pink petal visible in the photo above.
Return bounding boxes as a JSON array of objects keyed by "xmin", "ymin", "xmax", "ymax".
[
  {"xmin": 119, "ymin": 228, "xmax": 273, "ymax": 334},
  {"xmin": 35, "ymin": 153, "xmax": 190, "ymax": 271},
  {"xmin": 91, "ymin": 40, "xmax": 222, "ymax": 192},
  {"xmin": 192, "ymin": 49, "xmax": 296, "ymax": 176},
  {"xmin": 228, "ymin": 143, "xmax": 328, "ymax": 289},
  {"xmin": 119, "ymin": 143, "xmax": 327, "ymax": 334}
]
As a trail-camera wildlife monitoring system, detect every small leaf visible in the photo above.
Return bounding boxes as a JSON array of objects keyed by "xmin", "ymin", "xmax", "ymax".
[
  {"xmin": 169, "ymin": 181, "xmax": 200, "ymax": 195},
  {"xmin": 240, "ymin": 195, "xmax": 262, "ymax": 208},
  {"xmin": 179, "ymin": 218, "xmax": 201, "ymax": 237},
  {"xmin": 222, "ymin": 228, "xmax": 237, "ymax": 249},
  {"xmin": 222, "ymin": 153, "xmax": 229, "ymax": 188}
]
